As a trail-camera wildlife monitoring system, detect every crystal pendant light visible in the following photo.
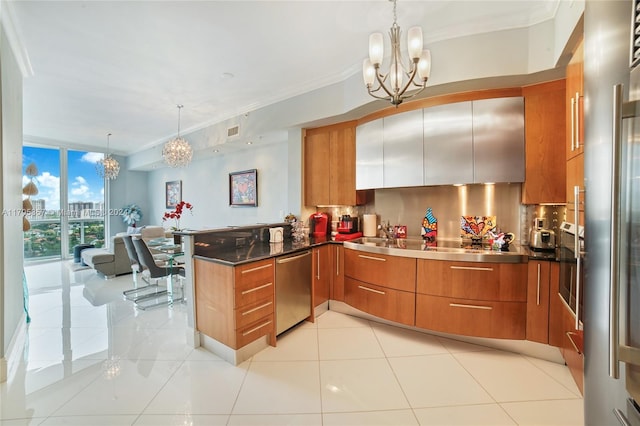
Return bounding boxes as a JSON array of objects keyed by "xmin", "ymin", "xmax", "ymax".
[
  {"xmin": 162, "ymin": 104, "xmax": 193, "ymax": 168},
  {"xmin": 96, "ymin": 133, "xmax": 120, "ymax": 180}
]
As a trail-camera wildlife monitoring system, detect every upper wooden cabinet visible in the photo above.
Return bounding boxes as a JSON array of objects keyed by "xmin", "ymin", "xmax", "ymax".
[
  {"xmin": 521, "ymin": 79, "xmax": 567, "ymax": 204},
  {"xmin": 566, "ymin": 39, "xmax": 584, "ymax": 160},
  {"xmin": 304, "ymin": 121, "xmax": 357, "ymax": 206}
]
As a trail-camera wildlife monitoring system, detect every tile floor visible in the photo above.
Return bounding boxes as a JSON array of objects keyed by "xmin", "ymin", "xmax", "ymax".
[{"xmin": 0, "ymin": 261, "xmax": 584, "ymax": 425}]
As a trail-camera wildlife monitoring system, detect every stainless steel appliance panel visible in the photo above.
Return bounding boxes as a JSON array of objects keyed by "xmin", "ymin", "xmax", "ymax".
[
  {"xmin": 275, "ymin": 250, "xmax": 312, "ymax": 335},
  {"xmin": 584, "ymin": 1, "xmax": 634, "ymax": 424},
  {"xmin": 472, "ymin": 97, "xmax": 525, "ymax": 183},
  {"xmin": 355, "ymin": 119, "xmax": 384, "ymax": 190},
  {"xmin": 423, "ymin": 101, "xmax": 474, "ymax": 185},
  {"xmin": 383, "ymin": 109, "xmax": 424, "ymax": 188}
]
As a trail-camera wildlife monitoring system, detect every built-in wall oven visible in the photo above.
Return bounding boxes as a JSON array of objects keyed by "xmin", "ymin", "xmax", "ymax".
[{"xmin": 559, "ymin": 220, "xmax": 584, "ymax": 329}]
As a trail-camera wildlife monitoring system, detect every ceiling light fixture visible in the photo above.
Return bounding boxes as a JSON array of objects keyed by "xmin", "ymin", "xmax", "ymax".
[
  {"xmin": 362, "ymin": 0, "xmax": 432, "ymax": 106},
  {"xmin": 96, "ymin": 133, "xmax": 120, "ymax": 180},
  {"xmin": 162, "ymin": 104, "xmax": 193, "ymax": 168}
]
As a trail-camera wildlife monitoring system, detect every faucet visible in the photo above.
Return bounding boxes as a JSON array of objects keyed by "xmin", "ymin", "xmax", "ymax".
[{"xmin": 378, "ymin": 222, "xmax": 395, "ymax": 240}]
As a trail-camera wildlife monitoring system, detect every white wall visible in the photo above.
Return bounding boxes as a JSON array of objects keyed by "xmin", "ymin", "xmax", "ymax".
[
  {"xmin": 1, "ymin": 22, "xmax": 25, "ymax": 381},
  {"xmin": 147, "ymin": 140, "xmax": 292, "ymax": 230},
  {"xmin": 108, "ymin": 155, "xmax": 151, "ymax": 236}
]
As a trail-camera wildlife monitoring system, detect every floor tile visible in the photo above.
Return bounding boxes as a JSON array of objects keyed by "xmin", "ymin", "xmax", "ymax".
[
  {"xmin": 436, "ymin": 336, "xmax": 493, "ymax": 353},
  {"xmin": 525, "ymin": 356, "xmax": 582, "ymax": 396},
  {"xmin": 52, "ymin": 359, "xmax": 181, "ymax": 416},
  {"xmin": 413, "ymin": 404, "xmax": 516, "ymax": 425},
  {"xmin": 318, "ymin": 327, "xmax": 384, "ymax": 360},
  {"xmin": 316, "ymin": 311, "xmax": 371, "ymax": 328},
  {"xmin": 453, "ymin": 350, "xmax": 579, "ymax": 402},
  {"xmin": 227, "ymin": 414, "xmax": 322, "ymax": 425},
  {"xmin": 323, "ymin": 409, "xmax": 418, "ymax": 426},
  {"xmin": 371, "ymin": 322, "xmax": 449, "ymax": 357},
  {"xmin": 252, "ymin": 328, "xmax": 319, "ymax": 361},
  {"xmin": 388, "ymin": 354, "xmax": 494, "ymax": 408},
  {"xmin": 232, "ymin": 361, "xmax": 321, "ymax": 414},
  {"xmin": 39, "ymin": 415, "xmax": 137, "ymax": 425},
  {"xmin": 133, "ymin": 414, "xmax": 229, "ymax": 425},
  {"xmin": 0, "ymin": 419, "xmax": 46, "ymax": 425},
  {"xmin": 320, "ymin": 358, "xmax": 409, "ymax": 413},
  {"xmin": 500, "ymin": 399, "xmax": 584, "ymax": 425},
  {"xmin": 144, "ymin": 360, "xmax": 247, "ymax": 415}
]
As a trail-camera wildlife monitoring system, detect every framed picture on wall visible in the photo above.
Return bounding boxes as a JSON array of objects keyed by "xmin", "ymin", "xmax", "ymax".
[
  {"xmin": 229, "ymin": 169, "xmax": 258, "ymax": 207},
  {"xmin": 165, "ymin": 180, "xmax": 182, "ymax": 209}
]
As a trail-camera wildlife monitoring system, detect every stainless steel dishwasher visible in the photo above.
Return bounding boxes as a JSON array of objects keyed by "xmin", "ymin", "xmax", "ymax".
[{"xmin": 275, "ymin": 250, "xmax": 312, "ymax": 335}]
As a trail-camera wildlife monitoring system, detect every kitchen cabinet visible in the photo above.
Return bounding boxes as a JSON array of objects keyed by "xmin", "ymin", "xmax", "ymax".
[
  {"xmin": 566, "ymin": 38, "xmax": 584, "ymax": 160},
  {"xmin": 194, "ymin": 258, "xmax": 276, "ymax": 350},
  {"xmin": 423, "ymin": 101, "xmax": 474, "ymax": 185},
  {"xmin": 561, "ymin": 300, "xmax": 584, "ymax": 394},
  {"xmin": 472, "ymin": 97, "xmax": 525, "ymax": 183},
  {"xmin": 415, "ymin": 259, "xmax": 527, "ymax": 339},
  {"xmin": 383, "ymin": 109, "xmax": 424, "ymax": 188},
  {"xmin": 330, "ymin": 244, "xmax": 345, "ymax": 302},
  {"xmin": 521, "ymin": 80, "xmax": 567, "ymax": 204},
  {"xmin": 548, "ymin": 265, "xmax": 564, "ymax": 347},
  {"xmin": 313, "ymin": 245, "xmax": 331, "ymax": 308},
  {"xmin": 355, "ymin": 119, "xmax": 383, "ymax": 190},
  {"xmin": 304, "ymin": 121, "xmax": 357, "ymax": 206},
  {"xmin": 526, "ymin": 260, "xmax": 554, "ymax": 344},
  {"xmin": 343, "ymin": 248, "xmax": 416, "ymax": 325},
  {"xmin": 566, "ymin": 153, "xmax": 585, "ymax": 226}
]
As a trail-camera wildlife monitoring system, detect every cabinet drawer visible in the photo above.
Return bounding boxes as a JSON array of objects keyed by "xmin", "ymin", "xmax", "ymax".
[
  {"xmin": 235, "ymin": 297, "xmax": 274, "ymax": 329},
  {"xmin": 415, "ymin": 294, "xmax": 525, "ymax": 339},
  {"xmin": 344, "ymin": 277, "xmax": 415, "ymax": 326},
  {"xmin": 417, "ymin": 259, "xmax": 526, "ymax": 302},
  {"xmin": 235, "ymin": 313, "xmax": 275, "ymax": 349},
  {"xmin": 234, "ymin": 260, "xmax": 275, "ymax": 307},
  {"xmin": 344, "ymin": 249, "xmax": 416, "ymax": 292}
]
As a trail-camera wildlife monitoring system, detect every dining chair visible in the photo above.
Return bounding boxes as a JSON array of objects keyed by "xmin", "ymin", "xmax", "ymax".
[
  {"xmin": 121, "ymin": 235, "xmax": 154, "ymax": 300},
  {"xmin": 131, "ymin": 237, "xmax": 184, "ymax": 309}
]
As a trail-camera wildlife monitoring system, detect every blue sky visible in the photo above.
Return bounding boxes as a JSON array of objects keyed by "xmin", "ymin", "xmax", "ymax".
[{"xmin": 23, "ymin": 146, "xmax": 105, "ymax": 211}]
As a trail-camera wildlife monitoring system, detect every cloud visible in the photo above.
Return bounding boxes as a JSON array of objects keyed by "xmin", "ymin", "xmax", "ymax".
[
  {"xmin": 71, "ymin": 185, "xmax": 89, "ymax": 197},
  {"xmin": 37, "ymin": 172, "xmax": 59, "ymax": 189},
  {"xmin": 81, "ymin": 152, "xmax": 104, "ymax": 164},
  {"xmin": 74, "ymin": 176, "xmax": 88, "ymax": 185}
]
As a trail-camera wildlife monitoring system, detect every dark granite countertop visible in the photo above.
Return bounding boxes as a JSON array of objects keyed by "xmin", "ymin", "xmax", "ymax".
[{"xmin": 193, "ymin": 236, "xmax": 333, "ymax": 266}]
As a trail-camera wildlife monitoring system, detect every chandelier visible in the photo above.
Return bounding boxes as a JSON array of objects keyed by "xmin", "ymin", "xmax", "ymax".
[
  {"xmin": 362, "ymin": 0, "xmax": 432, "ymax": 106},
  {"xmin": 162, "ymin": 104, "xmax": 193, "ymax": 168},
  {"xmin": 96, "ymin": 133, "xmax": 120, "ymax": 180}
]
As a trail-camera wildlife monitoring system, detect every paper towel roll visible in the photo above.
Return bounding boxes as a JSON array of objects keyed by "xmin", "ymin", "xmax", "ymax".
[{"xmin": 362, "ymin": 214, "xmax": 377, "ymax": 237}]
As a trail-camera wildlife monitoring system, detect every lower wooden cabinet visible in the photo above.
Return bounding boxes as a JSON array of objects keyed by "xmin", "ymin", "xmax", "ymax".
[
  {"xmin": 344, "ymin": 277, "xmax": 415, "ymax": 326},
  {"xmin": 330, "ymin": 244, "xmax": 345, "ymax": 302},
  {"xmin": 415, "ymin": 294, "xmax": 526, "ymax": 339},
  {"xmin": 560, "ymin": 298, "xmax": 584, "ymax": 395},
  {"xmin": 526, "ymin": 260, "xmax": 551, "ymax": 343},
  {"xmin": 313, "ymin": 245, "xmax": 331, "ymax": 308},
  {"xmin": 344, "ymin": 248, "xmax": 416, "ymax": 292},
  {"xmin": 194, "ymin": 258, "xmax": 276, "ymax": 350}
]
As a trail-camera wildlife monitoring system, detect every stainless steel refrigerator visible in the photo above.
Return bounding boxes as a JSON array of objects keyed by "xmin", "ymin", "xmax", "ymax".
[{"xmin": 584, "ymin": 1, "xmax": 640, "ymax": 424}]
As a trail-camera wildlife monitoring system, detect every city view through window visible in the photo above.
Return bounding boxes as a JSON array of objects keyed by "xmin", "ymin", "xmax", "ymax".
[{"xmin": 23, "ymin": 146, "xmax": 106, "ymax": 261}]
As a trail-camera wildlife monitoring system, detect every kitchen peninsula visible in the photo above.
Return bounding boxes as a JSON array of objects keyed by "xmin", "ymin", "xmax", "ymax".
[{"xmin": 177, "ymin": 224, "xmax": 563, "ymax": 367}]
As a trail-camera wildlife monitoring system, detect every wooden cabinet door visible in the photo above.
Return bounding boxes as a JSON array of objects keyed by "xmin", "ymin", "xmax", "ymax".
[
  {"xmin": 526, "ymin": 260, "xmax": 551, "ymax": 343},
  {"xmin": 344, "ymin": 248, "xmax": 416, "ymax": 292},
  {"xmin": 344, "ymin": 277, "xmax": 415, "ymax": 326},
  {"xmin": 521, "ymin": 80, "xmax": 566, "ymax": 204},
  {"xmin": 566, "ymin": 153, "xmax": 585, "ymax": 227},
  {"xmin": 548, "ymin": 262, "xmax": 563, "ymax": 347},
  {"xmin": 561, "ymin": 302, "xmax": 584, "ymax": 394},
  {"xmin": 329, "ymin": 124, "xmax": 356, "ymax": 205},
  {"xmin": 304, "ymin": 130, "xmax": 330, "ymax": 206},
  {"xmin": 330, "ymin": 244, "xmax": 345, "ymax": 301},
  {"xmin": 566, "ymin": 39, "xmax": 584, "ymax": 160},
  {"xmin": 313, "ymin": 245, "xmax": 331, "ymax": 308}
]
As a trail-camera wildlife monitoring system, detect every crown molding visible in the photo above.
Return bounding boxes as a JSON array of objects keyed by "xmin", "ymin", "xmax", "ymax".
[{"xmin": 1, "ymin": 1, "xmax": 33, "ymax": 77}]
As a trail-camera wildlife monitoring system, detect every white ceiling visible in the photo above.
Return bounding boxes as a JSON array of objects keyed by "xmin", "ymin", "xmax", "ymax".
[{"xmin": 6, "ymin": 0, "xmax": 560, "ymax": 156}]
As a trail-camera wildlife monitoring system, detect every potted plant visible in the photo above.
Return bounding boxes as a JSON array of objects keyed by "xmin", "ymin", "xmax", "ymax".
[{"xmin": 122, "ymin": 204, "xmax": 143, "ymax": 233}]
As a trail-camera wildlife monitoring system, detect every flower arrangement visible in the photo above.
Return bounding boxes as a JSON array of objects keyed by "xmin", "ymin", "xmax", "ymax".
[
  {"xmin": 163, "ymin": 200, "xmax": 193, "ymax": 230},
  {"xmin": 121, "ymin": 204, "xmax": 143, "ymax": 227}
]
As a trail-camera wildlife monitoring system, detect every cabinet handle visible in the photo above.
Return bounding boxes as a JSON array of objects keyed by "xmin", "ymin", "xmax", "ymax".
[
  {"xmin": 566, "ymin": 331, "xmax": 582, "ymax": 355},
  {"xmin": 450, "ymin": 266, "xmax": 493, "ymax": 272},
  {"xmin": 241, "ymin": 264, "xmax": 272, "ymax": 274},
  {"xmin": 449, "ymin": 303, "xmax": 492, "ymax": 310},
  {"xmin": 242, "ymin": 320, "xmax": 272, "ymax": 336},
  {"xmin": 336, "ymin": 248, "xmax": 340, "ymax": 276},
  {"xmin": 536, "ymin": 263, "xmax": 541, "ymax": 306},
  {"xmin": 316, "ymin": 250, "xmax": 320, "ymax": 280},
  {"xmin": 241, "ymin": 282, "xmax": 273, "ymax": 295},
  {"xmin": 575, "ymin": 92, "xmax": 581, "ymax": 149},
  {"xmin": 358, "ymin": 285, "xmax": 386, "ymax": 295},
  {"xmin": 241, "ymin": 301, "xmax": 273, "ymax": 316},
  {"xmin": 358, "ymin": 254, "xmax": 386, "ymax": 262},
  {"xmin": 570, "ymin": 96, "xmax": 576, "ymax": 151}
]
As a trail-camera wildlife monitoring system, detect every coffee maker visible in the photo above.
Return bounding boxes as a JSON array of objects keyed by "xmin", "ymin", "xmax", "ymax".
[
  {"xmin": 309, "ymin": 212, "xmax": 330, "ymax": 237},
  {"xmin": 337, "ymin": 215, "xmax": 359, "ymax": 234}
]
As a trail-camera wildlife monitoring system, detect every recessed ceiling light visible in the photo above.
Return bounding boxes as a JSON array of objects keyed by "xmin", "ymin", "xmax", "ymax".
[
  {"xmin": 246, "ymin": 141, "xmax": 253, "ymax": 145},
  {"xmin": 213, "ymin": 149, "xmax": 219, "ymax": 153},
  {"xmin": 221, "ymin": 72, "xmax": 234, "ymax": 79}
]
